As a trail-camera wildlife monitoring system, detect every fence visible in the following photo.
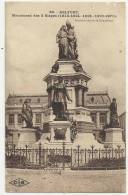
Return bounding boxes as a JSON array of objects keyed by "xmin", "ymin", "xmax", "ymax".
[{"xmin": 6, "ymin": 143, "xmax": 126, "ymax": 170}]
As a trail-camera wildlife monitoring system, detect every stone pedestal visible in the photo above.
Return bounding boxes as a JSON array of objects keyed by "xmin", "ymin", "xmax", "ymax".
[
  {"xmin": 73, "ymin": 133, "xmax": 103, "ymax": 149},
  {"xmin": 104, "ymin": 128, "xmax": 125, "ymax": 148},
  {"xmin": 42, "ymin": 59, "xmax": 104, "ymax": 149},
  {"xmin": 72, "ymin": 121, "xmax": 103, "ymax": 148},
  {"xmin": 44, "ymin": 60, "xmax": 91, "ymax": 113},
  {"xmin": 17, "ymin": 128, "xmax": 37, "ymax": 148},
  {"xmin": 33, "ymin": 121, "xmax": 72, "ymax": 149}
]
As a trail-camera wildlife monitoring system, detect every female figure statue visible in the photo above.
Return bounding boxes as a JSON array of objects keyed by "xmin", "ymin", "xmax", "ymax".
[
  {"xmin": 56, "ymin": 25, "xmax": 68, "ymax": 59},
  {"xmin": 21, "ymin": 99, "xmax": 33, "ymax": 128},
  {"xmin": 66, "ymin": 21, "xmax": 78, "ymax": 60}
]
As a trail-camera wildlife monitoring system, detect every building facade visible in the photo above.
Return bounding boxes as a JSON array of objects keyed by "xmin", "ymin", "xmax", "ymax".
[
  {"xmin": 119, "ymin": 112, "xmax": 126, "ymax": 142},
  {"xmin": 6, "ymin": 91, "xmax": 111, "ymax": 145}
]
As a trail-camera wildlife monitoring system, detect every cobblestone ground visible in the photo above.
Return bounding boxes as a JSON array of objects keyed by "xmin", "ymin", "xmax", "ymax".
[{"xmin": 6, "ymin": 168, "xmax": 126, "ymax": 193}]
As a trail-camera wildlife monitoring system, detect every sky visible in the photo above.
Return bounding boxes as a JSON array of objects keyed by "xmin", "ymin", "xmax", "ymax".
[{"xmin": 5, "ymin": 2, "xmax": 125, "ymax": 114}]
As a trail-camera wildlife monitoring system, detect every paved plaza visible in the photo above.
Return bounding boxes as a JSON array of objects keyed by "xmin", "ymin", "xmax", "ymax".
[{"xmin": 6, "ymin": 168, "xmax": 125, "ymax": 193}]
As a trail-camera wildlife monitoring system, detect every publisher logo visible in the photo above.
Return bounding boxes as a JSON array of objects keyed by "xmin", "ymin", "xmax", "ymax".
[{"xmin": 9, "ymin": 178, "xmax": 29, "ymax": 187}]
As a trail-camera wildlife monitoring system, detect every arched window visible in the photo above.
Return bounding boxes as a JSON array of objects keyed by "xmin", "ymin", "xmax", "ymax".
[{"xmin": 91, "ymin": 96, "xmax": 94, "ymax": 103}]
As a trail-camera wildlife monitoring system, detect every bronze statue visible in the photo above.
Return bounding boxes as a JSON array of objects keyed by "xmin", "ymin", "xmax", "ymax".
[
  {"xmin": 51, "ymin": 62, "xmax": 59, "ymax": 73},
  {"xmin": 52, "ymin": 76, "xmax": 72, "ymax": 120},
  {"xmin": 21, "ymin": 99, "xmax": 33, "ymax": 128},
  {"xmin": 66, "ymin": 20, "xmax": 78, "ymax": 60},
  {"xmin": 56, "ymin": 20, "xmax": 78, "ymax": 60},
  {"xmin": 109, "ymin": 98, "xmax": 119, "ymax": 128},
  {"xmin": 56, "ymin": 25, "xmax": 68, "ymax": 59}
]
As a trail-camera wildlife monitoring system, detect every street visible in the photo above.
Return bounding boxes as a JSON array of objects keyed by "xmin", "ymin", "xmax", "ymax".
[{"xmin": 6, "ymin": 168, "xmax": 126, "ymax": 193}]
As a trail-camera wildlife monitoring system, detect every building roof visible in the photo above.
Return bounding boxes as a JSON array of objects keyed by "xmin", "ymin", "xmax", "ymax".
[
  {"xmin": 6, "ymin": 94, "xmax": 48, "ymax": 106},
  {"xmin": 86, "ymin": 91, "xmax": 111, "ymax": 106},
  {"xmin": 6, "ymin": 91, "xmax": 111, "ymax": 107}
]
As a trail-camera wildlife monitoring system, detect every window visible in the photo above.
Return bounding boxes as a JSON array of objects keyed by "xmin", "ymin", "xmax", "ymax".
[
  {"xmin": 35, "ymin": 113, "xmax": 41, "ymax": 124},
  {"xmin": 26, "ymin": 99, "xmax": 31, "ymax": 103},
  {"xmin": 90, "ymin": 113, "xmax": 96, "ymax": 123},
  {"xmin": 37, "ymin": 98, "xmax": 40, "ymax": 103},
  {"xmin": 19, "ymin": 99, "xmax": 22, "ymax": 104},
  {"xmin": 100, "ymin": 113, "xmax": 107, "ymax": 125},
  {"xmin": 18, "ymin": 114, "xmax": 22, "ymax": 124},
  {"xmin": 9, "ymin": 114, "xmax": 14, "ymax": 125},
  {"xmin": 91, "ymin": 96, "xmax": 94, "ymax": 103},
  {"xmin": 18, "ymin": 133, "xmax": 20, "ymax": 138}
]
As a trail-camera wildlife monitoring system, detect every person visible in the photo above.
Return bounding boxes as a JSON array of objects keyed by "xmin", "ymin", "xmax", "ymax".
[
  {"xmin": 52, "ymin": 76, "xmax": 72, "ymax": 120},
  {"xmin": 21, "ymin": 99, "xmax": 33, "ymax": 128}
]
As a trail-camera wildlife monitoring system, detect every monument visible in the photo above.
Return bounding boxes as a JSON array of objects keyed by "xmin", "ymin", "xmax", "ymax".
[
  {"xmin": 104, "ymin": 98, "xmax": 125, "ymax": 148},
  {"xmin": 13, "ymin": 20, "xmax": 125, "ymax": 149},
  {"xmin": 17, "ymin": 99, "xmax": 37, "ymax": 148},
  {"xmin": 38, "ymin": 20, "xmax": 103, "ymax": 148}
]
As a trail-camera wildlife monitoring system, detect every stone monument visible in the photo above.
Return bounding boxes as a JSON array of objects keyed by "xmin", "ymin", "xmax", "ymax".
[
  {"xmin": 104, "ymin": 98, "xmax": 125, "ymax": 148},
  {"xmin": 41, "ymin": 20, "xmax": 103, "ymax": 148},
  {"xmin": 17, "ymin": 99, "xmax": 37, "ymax": 148}
]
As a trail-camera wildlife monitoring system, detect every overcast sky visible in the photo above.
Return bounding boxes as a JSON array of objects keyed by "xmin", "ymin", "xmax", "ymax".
[{"xmin": 5, "ymin": 2, "xmax": 125, "ymax": 114}]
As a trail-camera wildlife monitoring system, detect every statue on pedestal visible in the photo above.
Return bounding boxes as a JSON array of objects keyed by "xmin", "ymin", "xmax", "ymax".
[
  {"xmin": 52, "ymin": 76, "xmax": 72, "ymax": 121},
  {"xmin": 21, "ymin": 99, "xmax": 33, "ymax": 128},
  {"xmin": 56, "ymin": 20, "xmax": 78, "ymax": 60},
  {"xmin": 109, "ymin": 98, "xmax": 119, "ymax": 128}
]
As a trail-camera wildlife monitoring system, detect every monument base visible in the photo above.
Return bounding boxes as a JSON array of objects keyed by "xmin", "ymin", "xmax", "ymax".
[
  {"xmin": 33, "ymin": 120, "xmax": 72, "ymax": 149},
  {"xmin": 17, "ymin": 128, "xmax": 37, "ymax": 148},
  {"xmin": 49, "ymin": 120, "xmax": 71, "ymax": 143},
  {"xmin": 104, "ymin": 128, "xmax": 125, "ymax": 148},
  {"xmin": 34, "ymin": 141, "xmax": 73, "ymax": 149},
  {"xmin": 71, "ymin": 121, "xmax": 103, "ymax": 148},
  {"xmin": 72, "ymin": 132, "xmax": 103, "ymax": 149}
]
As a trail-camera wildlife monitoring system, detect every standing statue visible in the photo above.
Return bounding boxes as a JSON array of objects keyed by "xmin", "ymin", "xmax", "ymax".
[
  {"xmin": 56, "ymin": 25, "xmax": 68, "ymax": 59},
  {"xmin": 109, "ymin": 98, "xmax": 119, "ymax": 128},
  {"xmin": 66, "ymin": 20, "xmax": 78, "ymax": 60},
  {"xmin": 52, "ymin": 76, "xmax": 72, "ymax": 120},
  {"xmin": 56, "ymin": 20, "xmax": 78, "ymax": 60},
  {"xmin": 21, "ymin": 99, "xmax": 33, "ymax": 128}
]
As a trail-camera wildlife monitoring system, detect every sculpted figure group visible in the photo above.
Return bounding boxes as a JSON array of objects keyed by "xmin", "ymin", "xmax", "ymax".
[{"xmin": 56, "ymin": 20, "xmax": 78, "ymax": 60}]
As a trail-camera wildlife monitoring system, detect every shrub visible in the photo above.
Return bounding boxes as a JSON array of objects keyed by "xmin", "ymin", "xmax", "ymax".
[
  {"xmin": 71, "ymin": 157, "xmax": 125, "ymax": 170},
  {"xmin": 48, "ymin": 154, "xmax": 71, "ymax": 163},
  {"xmin": 6, "ymin": 154, "xmax": 29, "ymax": 168}
]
